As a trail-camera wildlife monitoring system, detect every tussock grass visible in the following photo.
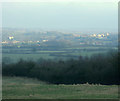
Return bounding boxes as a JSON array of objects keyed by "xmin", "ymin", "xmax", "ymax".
[{"xmin": 2, "ymin": 76, "xmax": 118, "ymax": 99}]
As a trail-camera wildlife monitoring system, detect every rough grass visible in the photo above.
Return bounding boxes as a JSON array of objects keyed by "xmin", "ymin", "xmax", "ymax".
[{"xmin": 2, "ymin": 76, "xmax": 118, "ymax": 99}]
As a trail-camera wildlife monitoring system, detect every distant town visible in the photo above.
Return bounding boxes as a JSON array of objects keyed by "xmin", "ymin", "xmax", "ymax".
[
  {"xmin": 2, "ymin": 28, "xmax": 118, "ymax": 63},
  {"xmin": 1, "ymin": 28, "xmax": 118, "ymax": 48}
]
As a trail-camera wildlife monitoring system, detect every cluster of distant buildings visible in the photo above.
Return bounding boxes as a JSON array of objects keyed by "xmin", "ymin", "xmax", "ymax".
[
  {"xmin": 90, "ymin": 33, "xmax": 109, "ymax": 38},
  {"xmin": 1, "ymin": 35, "xmax": 48, "ymax": 45},
  {"xmin": 73, "ymin": 33, "xmax": 110, "ymax": 39}
]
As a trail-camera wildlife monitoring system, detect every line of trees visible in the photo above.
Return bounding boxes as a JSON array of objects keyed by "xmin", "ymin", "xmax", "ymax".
[{"xmin": 2, "ymin": 52, "xmax": 119, "ymax": 85}]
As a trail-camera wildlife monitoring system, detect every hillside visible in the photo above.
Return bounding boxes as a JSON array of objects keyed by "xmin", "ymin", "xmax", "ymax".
[{"xmin": 2, "ymin": 76, "xmax": 118, "ymax": 99}]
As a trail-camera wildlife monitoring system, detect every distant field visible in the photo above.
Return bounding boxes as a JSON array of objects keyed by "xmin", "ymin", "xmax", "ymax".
[
  {"xmin": 2, "ymin": 53, "xmax": 55, "ymax": 63},
  {"xmin": 2, "ymin": 76, "xmax": 118, "ymax": 99},
  {"xmin": 2, "ymin": 51, "xmax": 107, "ymax": 63},
  {"xmin": 3, "ymin": 46, "xmax": 116, "ymax": 63}
]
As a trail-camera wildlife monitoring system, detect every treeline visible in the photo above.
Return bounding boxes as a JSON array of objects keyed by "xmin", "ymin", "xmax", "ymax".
[{"xmin": 2, "ymin": 52, "xmax": 119, "ymax": 85}]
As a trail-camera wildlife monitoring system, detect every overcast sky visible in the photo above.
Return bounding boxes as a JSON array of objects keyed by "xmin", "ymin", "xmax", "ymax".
[{"xmin": 2, "ymin": 1, "xmax": 118, "ymax": 32}]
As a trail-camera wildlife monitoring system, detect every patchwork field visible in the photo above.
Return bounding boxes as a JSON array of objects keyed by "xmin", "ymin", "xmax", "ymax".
[
  {"xmin": 3, "ymin": 46, "xmax": 116, "ymax": 63},
  {"xmin": 2, "ymin": 77, "xmax": 118, "ymax": 99}
]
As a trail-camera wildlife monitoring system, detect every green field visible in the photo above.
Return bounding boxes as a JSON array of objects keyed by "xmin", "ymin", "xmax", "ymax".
[
  {"xmin": 3, "ymin": 53, "xmax": 55, "ymax": 62},
  {"xmin": 2, "ymin": 77, "xmax": 118, "ymax": 99},
  {"xmin": 2, "ymin": 49, "xmax": 111, "ymax": 63},
  {"xmin": 2, "ymin": 52, "xmax": 106, "ymax": 63},
  {"xmin": 2, "ymin": 46, "xmax": 118, "ymax": 63}
]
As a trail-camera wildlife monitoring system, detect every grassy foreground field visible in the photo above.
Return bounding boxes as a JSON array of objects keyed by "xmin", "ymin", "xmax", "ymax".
[{"xmin": 2, "ymin": 76, "xmax": 118, "ymax": 99}]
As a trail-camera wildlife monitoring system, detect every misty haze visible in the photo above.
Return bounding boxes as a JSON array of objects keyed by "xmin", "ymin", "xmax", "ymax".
[{"xmin": 2, "ymin": 1, "xmax": 119, "ymax": 99}]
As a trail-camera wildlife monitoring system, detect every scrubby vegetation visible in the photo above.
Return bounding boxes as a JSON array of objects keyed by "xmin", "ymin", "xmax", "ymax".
[
  {"xmin": 2, "ymin": 52, "xmax": 119, "ymax": 85},
  {"xmin": 3, "ymin": 77, "xmax": 118, "ymax": 99}
]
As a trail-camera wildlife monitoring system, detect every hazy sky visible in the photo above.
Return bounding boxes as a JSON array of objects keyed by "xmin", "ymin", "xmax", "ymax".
[{"xmin": 2, "ymin": 2, "xmax": 118, "ymax": 32}]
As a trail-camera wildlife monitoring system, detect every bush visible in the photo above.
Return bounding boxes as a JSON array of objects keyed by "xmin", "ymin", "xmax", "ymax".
[{"xmin": 2, "ymin": 52, "xmax": 119, "ymax": 85}]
